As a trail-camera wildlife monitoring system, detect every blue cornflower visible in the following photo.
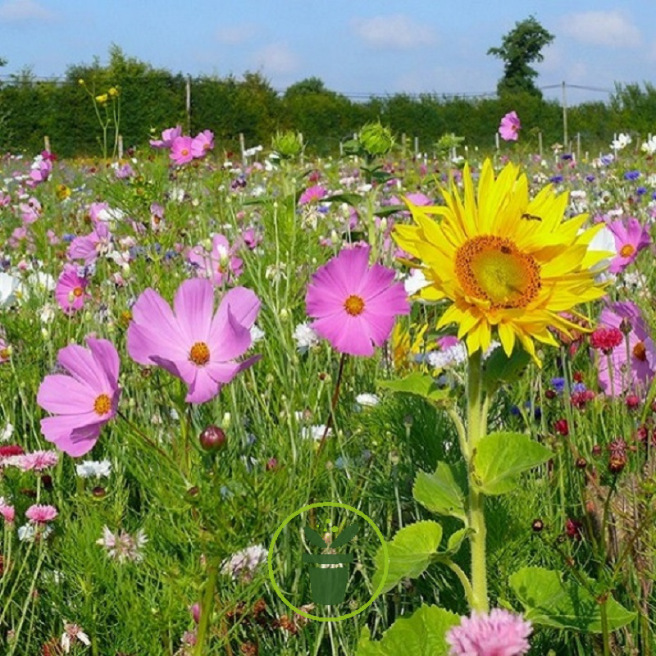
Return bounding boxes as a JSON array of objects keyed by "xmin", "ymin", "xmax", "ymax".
[
  {"xmin": 637, "ymin": 186, "xmax": 647, "ymax": 196},
  {"xmin": 550, "ymin": 175, "xmax": 564, "ymax": 184},
  {"xmin": 624, "ymin": 170, "xmax": 640, "ymax": 181},
  {"xmin": 551, "ymin": 377, "xmax": 565, "ymax": 394}
]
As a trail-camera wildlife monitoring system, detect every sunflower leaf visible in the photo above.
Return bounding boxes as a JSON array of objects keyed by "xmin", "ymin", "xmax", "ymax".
[
  {"xmin": 372, "ymin": 520, "xmax": 443, "ymax": 594},
  {"xmin": 413, "ymin": 462, "xmax": 467, "ymax": 523},
  {"xmin": 510, "ymin": 567, "xmax": 637, "ymax": 632},
  {"xmin": 472, "ymin": 432, "xmax": 552, "ymax": 495},
  {"xmin": 377, "ymin": 372, "xmax": 450, "ymax": 405},
  {"xmin": 482, "ymin": 345, "xmax": 531, "ymax": 395},
  {"xmin": 356, "ymin": 604, "xmax": 459, "ymax": 656}
]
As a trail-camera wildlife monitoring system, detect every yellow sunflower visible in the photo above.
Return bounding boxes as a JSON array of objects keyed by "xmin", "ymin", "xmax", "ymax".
[{"xmin": 393, "ymin": 159, "xmax": 609, "ymax": 365}]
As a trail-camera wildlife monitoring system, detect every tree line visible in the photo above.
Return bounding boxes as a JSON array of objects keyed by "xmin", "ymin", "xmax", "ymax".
[{"xmin": 0, "ymin": 46, "xmax": 655, "ymax": 159}]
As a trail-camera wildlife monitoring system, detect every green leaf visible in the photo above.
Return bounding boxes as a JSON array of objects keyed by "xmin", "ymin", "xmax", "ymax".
[
  {"xmin": 472, "ymin": 432, "xmax": 551, "ymax": 495},
  {"xmin": 322, "ymin": 192, "xmax": 364, "ymax": 206},
  {"xmin": 356, "ymin": 605, "xmax": 460, "ymax": 656},
  {"xmin": 331, "ymin": 524, "xmax": 359, "ymax": 549},
  {"xmin": 510, "ymin": 567, "xmax": 637, "ymax": 633},
  {"xmin": 413, "ymin": 462, "xmax": 467, "ymax": 523},
  {"xmin": 378, "ymin": 372, "xmax": 450, "ymax": 404},
  {"xmin": 303, "ymin": 526, "xmax": 327, "ymax": 549},
  {"xmin": 444, "ymin": 527, "xmax": 472, "ymax": 556},
  {"xmin": 375, "ymin": 204, "xmax": 408, "ymax": 218},
  {"xmin": 373, "ymin": 520, "xmax": 443, "ymax": 594},
  {"xmin": 482, "ymin": 345, "xmax": 531, "ymax": 395}
]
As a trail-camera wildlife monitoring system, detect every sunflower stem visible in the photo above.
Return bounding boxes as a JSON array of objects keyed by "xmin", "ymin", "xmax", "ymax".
[{"xmin": 465, "ymin": 348, "xmax": 489, "ymax": 612}]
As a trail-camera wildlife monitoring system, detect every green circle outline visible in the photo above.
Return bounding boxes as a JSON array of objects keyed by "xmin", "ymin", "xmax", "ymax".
[{"xmin": 267, "ymin": 501, "xmax": 389, "ymax": 622}]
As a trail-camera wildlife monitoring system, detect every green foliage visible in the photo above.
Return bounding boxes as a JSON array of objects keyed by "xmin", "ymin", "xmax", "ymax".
[
  {"xmin": 488, "ymin": 15, "xmax": 555, "ymax": 98},
  {"xmin": 472, "ymin": 432, "xmax": 552, "ymax": 495},
  {"xmin": 373, "ymin": 520, "xmax": 443, "ymax": 594},
  {"xmin": 378, "ymin": 371, "xmax": 451, "ymax": 405},
  {"xmin": 413, "ymin": 463, "xmax": 467, "ymax": 523},
  {"xmin": 357, "ymin": 605, "xmax": 460, "ymax": 656},
  {"xmin": 510, "ymin": 567, "xmax": 637, "ymax": 633}
]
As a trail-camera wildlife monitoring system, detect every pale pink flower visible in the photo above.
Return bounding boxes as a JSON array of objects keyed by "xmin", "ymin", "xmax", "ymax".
[
  {"xmin": 96, "ymin": 525, "xmax": 147, "ymax": 562},
  {"xmin": 186, "ymin": 234, "xmax": 243, "ymax": 286},
  {"xmin": 61, "ymin": 622, "xmax": 91, "ymax": 654},
  {"xmin": 446, "ymin": 609, "xmax": 532, "ymax": 656},
  {"xmin": 499, "ymin": 111, "xmax": 521, "ymax": 142},
  {"xmin": 16, "ymin": 450, "xmax": 59, "ymax": 472},
  {"xmin": 150, "ymin": 125, "xmax": 182, "ymax": 149},
  {"xmin": 191, "ymin": 130, "xmax": 214, "ymax": 158},
  {"xmin": 0, "ymin": 497, "xmax": 16, "ymax": 523},
  {"xmin": 170, "ymin": 136, "xmax": 194, "ymax": 166},
  {"xmin": 25, "ymin": 504, "xmax": 58, "ymax": 523}
]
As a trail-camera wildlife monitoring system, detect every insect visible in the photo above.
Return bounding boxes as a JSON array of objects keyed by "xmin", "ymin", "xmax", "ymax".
[{"xmin": 521, "ymin": 212, "xmax": 542, "ymax": 222}]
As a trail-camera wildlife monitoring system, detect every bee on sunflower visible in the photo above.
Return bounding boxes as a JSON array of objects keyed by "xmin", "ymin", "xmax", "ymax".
[{"xmin": 393, "ymin": 159, "xmax": 609, "ymax": 365}]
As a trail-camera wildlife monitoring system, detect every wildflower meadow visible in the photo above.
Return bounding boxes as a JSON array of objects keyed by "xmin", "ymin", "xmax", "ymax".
[{"xmin": 2, "ymin": 107, "xmax": 656, "ymax": 656}]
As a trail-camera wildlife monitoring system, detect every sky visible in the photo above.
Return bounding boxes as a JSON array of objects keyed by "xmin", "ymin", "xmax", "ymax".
[{"xmin": 0, "ymin": 0, "xmax": 654, "ymax": 105}]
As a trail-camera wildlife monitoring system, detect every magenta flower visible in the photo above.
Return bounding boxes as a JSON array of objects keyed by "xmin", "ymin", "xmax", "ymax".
[
  {"xmin": 607, "ymin": 217, "xmax": 651, "ymax": 273},
  {"xmin": 187, "ymin": 234, "xmax": 243, "ymax": 286},
  {"xmin": 25, "ymin": 504, "xmax": 58, "ymax": 524},
  {"xmin": 170, "ymin": 136, "xmax": 194, "ymax": 166},
  {"xmin": 68, "ymin": 222, "xmax": 112, "ymax": 265},
  {"xmin": 0, "ymin": 338, "xmax": 10, "ymax": 364},
  {"xmin": 127, "ymin": 279, "xmax": 260, "ymax": 404},
  {"xmin": 305, "ymin": 246, "xmax": 410, "ymax": 356},
  {"xmin": 298, "ymin": 185, "xmax": 327, "ymax": 205},
  {"xmin": 191, "ymin": 130, "xmax": 215, "ymax": 158},
  {"xmin": 37, "ymin": 337, "xmax": 120, "ymax": 457},
  {"xmin": 446, "ymin": 609, "xmax": 532, "ymax": 656},
  {"xmin": 499, "ymin": 111, "xmax": 521, "ymax": 142},
  {"xmin": 596, "ymin": 301, "xmax": 656, "ymax": 396},
  {"xmin": 150, "ymin": 125, "xmax": 182, "ymax": 149},
  {"xmin": 55, "ymin": 264, "xmax": 90, "ymax": 315}
]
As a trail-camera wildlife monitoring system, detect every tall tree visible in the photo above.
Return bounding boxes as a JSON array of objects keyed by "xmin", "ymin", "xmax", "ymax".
[{"xmin": 488, "ymin": 16, "xmax": 554, "ymax": 98}]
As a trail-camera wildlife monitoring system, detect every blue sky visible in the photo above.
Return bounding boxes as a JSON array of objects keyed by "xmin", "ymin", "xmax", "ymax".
[{"xmin": 0, "ymin": 0, "xmax": 654, "ymax": 104}]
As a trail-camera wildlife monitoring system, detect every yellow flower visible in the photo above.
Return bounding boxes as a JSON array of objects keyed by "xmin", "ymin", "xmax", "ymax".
[
  {"xmin": 392, "ymin": 322, "xmax": 428, "ymax": 372},
  {"xmin": 95, "ymin": 93, "xmax": 108, "ymax": 104},
  {"xmin": 393, "ymin": 159, "xmax": 609, "ymax": 365},
  {"xmin": 55, "ymin": 184, "xmax": 71, "ymax": 201},
  {"xmin": 78, "ymin": 78, "xmax": 85, "ymax": 86},
  {"xmin": 108, "ymin": 87, "xmax": 119, "ymax": 97}
]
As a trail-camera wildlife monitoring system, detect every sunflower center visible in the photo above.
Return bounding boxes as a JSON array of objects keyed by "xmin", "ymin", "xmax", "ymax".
[
  {"xmin": 633, "ymin": 340, "xmax": 647, "ymax": 361},
  {"xmin": 455, "ymin": 235, "xmax": 541, "ymax": 309},
  {"xmin": 189, "ymin": 341, "xmax": 210, "ymax": 365},
  {"xmin": 94, "ymin": 394, "xmax": 112, "ymax": 415},
  {"xmin": 344, "ymin": 295, "xmax": 365, "ymax": 316},
  {"xmin": 620, "ymin": 244, "xmax": 636, "ymax": 258}
]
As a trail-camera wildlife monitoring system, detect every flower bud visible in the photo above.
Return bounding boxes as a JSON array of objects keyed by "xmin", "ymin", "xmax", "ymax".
[{"xmin": 199, "ymin": 425, "xmax": 227, "ymax": 451}]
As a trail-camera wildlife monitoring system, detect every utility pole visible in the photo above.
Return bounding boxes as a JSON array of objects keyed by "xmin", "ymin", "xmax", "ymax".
[
  {"xmin": 562, "ymin": 81, "xmax": 568, "ymax": 147},
  {"xmin": 186, "ymin": 75, "xmax": 191, "ymax": 135}
]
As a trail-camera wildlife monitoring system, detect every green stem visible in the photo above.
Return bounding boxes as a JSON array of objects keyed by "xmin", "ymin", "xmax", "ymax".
[
  {"xmin": 442, "ymin": 559, "xmax": 475, "ymax": 608},
  {"xmin": 465, "ymin": 349, "xmax": 489, "ymax": 612},
  {"xmin": 194, "ymin": 559, "xmax": 219, "ymax": 656},
  {"xmin": 600, "ymin": 596, "xmax": 611, "ymax": 656}
]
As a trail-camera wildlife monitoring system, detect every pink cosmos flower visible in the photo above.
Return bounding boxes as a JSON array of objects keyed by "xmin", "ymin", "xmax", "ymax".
[
  {"xmin": 127, "ymin": 279, "xmax": 261, "ymax": 404},
  {"xmin": 191, "ymin": 130, "xmax": 215, "ymax": 158},
  {"xmin": 607, "ymin": 217, "xmax": 651, "ymax": 273},
  {"xmin": 499, "ymin": 111, "xmax": 521, "ymax": 142},
  {"xmin": 150, "ymin": 125, "xmax": 182, "ymax": 149},
  {"xmin": 20, "ymin": 197, "xmax": 41, "ymax": 224},
  {"xmin": 16, "ymin": 450, "xmax": 59, "ymax": 472},
  {"xmin": 446, "ymin": 609, "xmax": 532, "ymax": 656},
  {"xmin": 305, "ymin": 246, "xmax": 410, "ymax": 356},
  {"xmin": 55, "ymin": 264, "xmax": 90, "ymax": 315},
  {"xmin": 67, "ymin": 222, "xmax": 112, "ymax": 265},
  {"xmin": 298, "ymin": 185, "xmax": 327, "ymax": 205},
  {"xmin": 27, "ymin": 156, "xmax": 52, "ymax": 187},
  {"xmin": 37, "ymin": 337, "xmax": 120, "ymax": 457},
  {"xmin": 0, "ymin": 338, "xmax": 10, "ymax": 364},
  {"xmin": 186, "ymin": 234, "xmax": 243, "ymax": 286},
  {"xmin": 25, "ymin": 504, "xmax": 58, "ymax": 524},
  {"xmin": 596, "ymin": 301, "xmax": 656, "ymax": 396},
  {"xmin": 0, "ymin": 497, "xmax": 15, "ymax": 523},
  {"xmin": 170, "ymin": 136, "xmax": 194, "ymax": 166}
]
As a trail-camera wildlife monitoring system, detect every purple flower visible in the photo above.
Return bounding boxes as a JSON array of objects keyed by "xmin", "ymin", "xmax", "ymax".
[{"xmin": 498, "ymin": 111, "xmax": 521, "ymax": 142}]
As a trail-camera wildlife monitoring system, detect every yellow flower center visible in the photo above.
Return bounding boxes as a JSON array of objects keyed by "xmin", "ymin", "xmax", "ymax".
[
  {"xmin": 344, "ymin": 295, "xmax": 365, "ymax": 316},
  {"xmin": 73, "ymin": 287, "xmax": 83, "ymax": 298},
  {"xmin": 181, "ymin": 148, "xmax": 189, "ymax": 157},
  {"xmin": 633, "ymin": 341, "xmax": 647, "ymax": 361},
  {"xmin": 455, "ymin": 235, "xmax": 541, "ymax": 309},
  {"xmin": 0, "ymin": 348, "xmax": 9, "ymax": 359},
  {"xmin": 94, "ymin": 394, "xmax": 112, "ymax": 415},
  {"xmin": 189, "ymin": 341, "xmax": 210, "ymax": 365},
  {"xmin": 620, "ymin": 244, "xmax": 635, "ymax": 258}
]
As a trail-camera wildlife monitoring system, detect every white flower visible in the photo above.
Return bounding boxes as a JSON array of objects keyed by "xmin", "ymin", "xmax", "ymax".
[
  {"xmin": 97, "ymin": 526, "xmax": 147, "ymax": 562},
  {"xmin": 0, "ymin": 422, "xmax": 14, "ymax": 442},
  {"xmin": 302, "ymin": 424, "xmax": 331, "ymax": 441},
  {"xmin": 355, "ymin": 393, "xmax": 380, "ymax": 407},
  {"xmin": 221, "ymin": 544, "xmax": 267, "ymax": 580},
  {"xmin": 403, "ymin": 268, "xmax": 431, "ymax": 296},
  {"xmin": 39, "ymin": 304, "xmax": 56, "ymax": 324},
  {"xmin": 18, "ymin": 523, "xmax": 53, "ymax": 542},
  {"xmin": 24, "ymin": 270, "xmax": 55, "ymax": 293},
  {"xmin": 427, "ymin": 343, "xmax": 468, "ymax": 370},
  {"xmin": 250, "ymin": 325, "xmax": 265, "ymax": 343},
  {"xmin": 243, "ymin": 145, "xmax": 263, "ymax": 158},
  {"xmin": 0, "ymin": 271, "xmax": 20, "ymax": 306},
  {"xmin": 61, "ymin": 622, "xmax": 91, "ymax": 654},
  {"xmin": 293, "ymin": 322, "xmax": 320, "ymax": 353},
  {"xmin": 611, "ymin": 133, "xmax": 632, "ymax": 151},
  {"xmin": 75, "ymin": 459, "xmax": 112, "ymax": 479},
  {"xmin": 95, "ymin": 206, "xmax": 125, "ymax": 223}
]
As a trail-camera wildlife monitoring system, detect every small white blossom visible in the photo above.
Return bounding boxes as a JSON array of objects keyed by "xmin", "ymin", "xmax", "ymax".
[
  {"xmin": 611, "ymin": 133, "xmax": 632, "ymax": 151},
  {"xmin": 293, "ymin": 322, "xmax": 320, "ymax": 353},
  {"xmin": 221, "ymin": 544, "xmax": 267, "ymax": 581},
  {"xmin": 75, "ymin": 459, "xmax": 112, "ymax": 479},
  {"xmin": 250, "ymin": 325, "xmax": 265, "ymax": 343},
  {"xmin": 355, "ymin": 393, "xmax": 380, "ymax": 407},
  {"xmin": 0, "ymin": 422, "xmax": 14, "ymax": 442}
]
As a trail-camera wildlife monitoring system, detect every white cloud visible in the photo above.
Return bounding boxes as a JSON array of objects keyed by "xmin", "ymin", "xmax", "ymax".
[
  {"xmin": 0, "ymin": 0, "xmax": 53, "ymax": 22},
  {"xmin": 216, "ymin": 24, "xmax": 258, "ymax": 46},
  {"xmin": 560, "ymin": 10, "xmax": 641, "ymax": 48},
  {"xmin": 252, "ymin": 43, "xmax": 299, "ymax": 76},
  {"xmin": 351, "ymin": 14, "xmax": 437, "ymax": 50}
]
